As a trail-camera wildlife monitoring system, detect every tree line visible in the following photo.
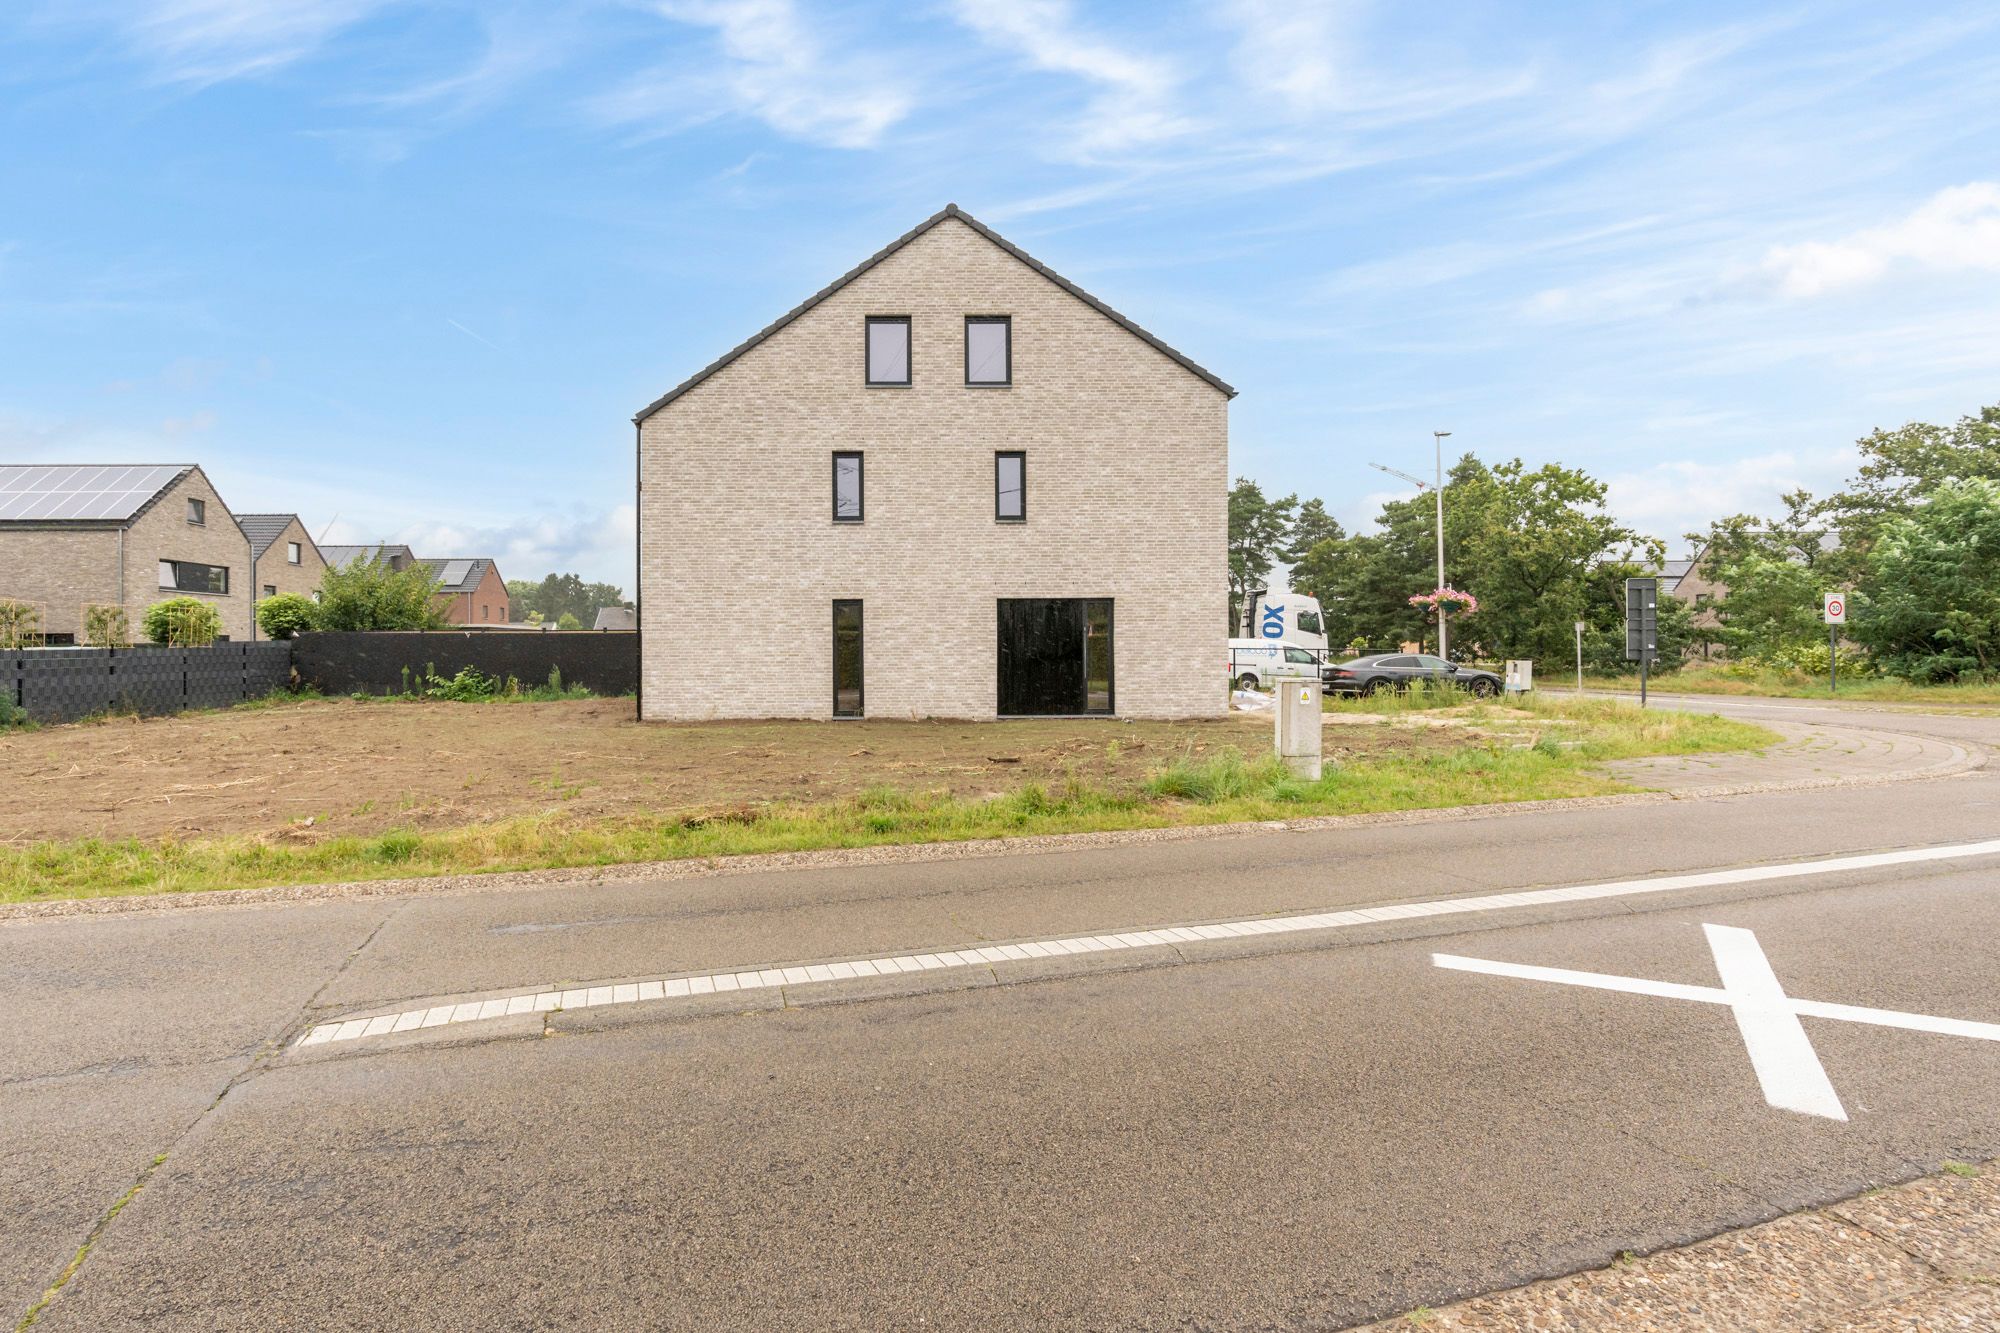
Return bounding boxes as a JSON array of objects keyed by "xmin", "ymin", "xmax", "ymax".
[{"xmin": 1230, "ymin": 399, "xmax": 2000, "ymax": 682}]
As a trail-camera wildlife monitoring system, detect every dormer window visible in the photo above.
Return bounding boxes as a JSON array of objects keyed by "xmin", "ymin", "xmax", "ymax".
[
  {"xmin": 865, "ymin": 316, "xmax": 910, "ymax": 386},
  {"xmin": 965, "ymin": 316, "xmax": 1010, "ymax": 386}
]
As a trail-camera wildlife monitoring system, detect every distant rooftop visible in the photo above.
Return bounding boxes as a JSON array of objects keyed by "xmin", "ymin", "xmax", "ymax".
[
  {"xmin": 237, "ymin": 513, "xmax": 305, "ymax": 561},
  {"xmin": 421, "ymin": 557, "xmax": 493, "ymax": 594},
  {"xmin": 0, "ymin": 464, "xmax": 190, "ymax": 524}
]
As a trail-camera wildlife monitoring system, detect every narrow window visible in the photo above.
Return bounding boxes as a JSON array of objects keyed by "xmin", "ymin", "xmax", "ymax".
[
  {"xmin": 186, "ymin": 497, "xmax": 206, "ymax": 525},
  {"xmin": 995, "ymin": 451, "xmax": 1025, "ymax": 521},
  {"xmin": 965, "ymin": 316, "xmax": 1011, "ymax": 386},
  {"xmin": 1085, "ymin": 599, "xmax": 1114, "ymax": 714},
  {"xmin": 832, "ymin": 452, "xmax": 864, "ymax": 522},
  {"xmin": 832, "ymin": 600, "xmax": 864, "ymax": 717},
  {"xmin": 287, "ymin": 541, "xmax": 301, "ymax": 564},
  {"xmin": 865, "ymin": 316, "xmax": 910, "ymax": 386}
]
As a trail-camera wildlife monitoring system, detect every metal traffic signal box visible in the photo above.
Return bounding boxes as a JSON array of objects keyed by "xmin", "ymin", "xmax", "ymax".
[{"xmin": 1625, "ymin": 578, "xmax": 1658, "ymax": 663}]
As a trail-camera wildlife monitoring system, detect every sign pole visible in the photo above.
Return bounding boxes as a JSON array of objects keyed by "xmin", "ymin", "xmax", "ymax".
[
  {"xmin": 1823, "ymin": 592, "xmax": 1847, "ymax": 695},
  {"xmin": 1640, "ymin": 654, "xmax": 1648, "ymax": 708},
  {"xmin": 1575, "ymin": 621, "xmax": 1585, "ymax": 694}
]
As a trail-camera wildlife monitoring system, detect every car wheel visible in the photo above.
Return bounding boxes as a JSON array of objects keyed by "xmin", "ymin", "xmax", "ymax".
[
  {"xmin": 1235, "ymin": 674, "xmax": 1259, "ymax": 691},
  {"xmin": 1468, "ymin": 677, "xmax": 1498, "ymax": 698},
  {"xmin": 1358, "ymin": 679, "xmax": 1380, "ymax": 696}
]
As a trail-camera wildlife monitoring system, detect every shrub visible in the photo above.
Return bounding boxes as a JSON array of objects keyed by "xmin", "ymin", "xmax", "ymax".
[
  {"xmin": 82, "ymin": 604, "xmax": 129, "ymax": 648},
  {"xmin": 315, "ymin": 554, "xmax": 448, "ymax": 631},
  {"xmin": 419, "ymin": 665, "xmax": 499, "ymax": 701},
  {"xmin": 0, "ymin": 599, "xmax": 43, "ymax": 649},
  {"xmin": 142, "ymin": 598, "xmax": 221, "ymax": 646},
  {"xmin": 256, "ymin": 592, "xmax": 319, "ymax": 640}
]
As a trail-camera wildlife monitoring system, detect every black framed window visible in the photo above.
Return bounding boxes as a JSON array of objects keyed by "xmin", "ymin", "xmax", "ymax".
[
  {"xmin": 287, "ymin": 541, "xmax": 301, "ymax": 564},
  {"xmin": 965, "ymin": 316, "xmax": 1011, "ymax": 386},
  {"xmin": 186, "ymin": 497, "xmax": 205, "ymax": 525},
  {"xmin": 832, "ymin": 600, "xmax": 863, "ymax": 717},
  {"xmin": 1085, "ymin": 598, "xmax": 1113, "ymax": 714},
  {"xmin": 865, "ymin": 316, "xmax": 910, "ymax": 386},
  {"xmin": 158, "ymin": 559, "xmax": 228, "ymax": 594},
  {"xmin": 995, "ymin": 451, "xmax": 1025, "ymax": 521},
  {"xmin": 832, "ymin": 452, "xmax": 864, "ymax": 522}
]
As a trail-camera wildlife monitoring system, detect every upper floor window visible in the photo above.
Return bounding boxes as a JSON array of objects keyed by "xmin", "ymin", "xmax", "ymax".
[
  {"xmin": 186, "ymin": 497, "xmax": 205, "ymax": 525},
  {"xmin": 287, "ymin": 541, "xmax": 301, "ymax": 564},
  {"xmin": 262, "ymin": 584, "xmax": 277, "ymax": 597},
  {"xmin": 995, "ymin": 451, "xmax": 1025, "ymax": 521},
  {"xmin": 865, "ymin": 316, "xmax": 910, "ymax": 386},
  {"xmin": 159, "ymin": 559, "xmax": 228, "ymax": 594},
  {"xmin": 833, "ymin": 452, "xmax": 864, "ymax": 522},
  {"xmin": 965, "ymin": 316, "xmax": 1011, "ymax": 386}
]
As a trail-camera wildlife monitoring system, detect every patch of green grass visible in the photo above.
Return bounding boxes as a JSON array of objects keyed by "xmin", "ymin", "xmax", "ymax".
[
  {"xmin": 0, "ymin": 700, "xmax": 1776, "ymax": 904},
  {"xmin": 1942, "ymin": 1160, "xmax": 1981, "ymax": 1178},
  {"xmin": 1588, "ymin": 666, "xmax": 2000, "ymax": 706}
]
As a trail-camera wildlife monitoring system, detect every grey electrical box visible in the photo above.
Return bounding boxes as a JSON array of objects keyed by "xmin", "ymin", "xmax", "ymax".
[
  {"xmin": 1274, "ymin": 678, "xmax": 1323, "ymax": 780},
  {"xmin": 1625, "ymin": 578, "xmax": 1659, "ymax": 663}
]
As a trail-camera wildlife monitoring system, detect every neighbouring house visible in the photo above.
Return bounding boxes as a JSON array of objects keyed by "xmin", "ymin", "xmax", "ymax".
[
  {"xmin": 0, "ymin": 464, "xmax": 254, "ymax": 642},
  {"xmin": 592, "ymin": 606, "xmax": 636, "ymax": 631},
  {"xmin": 319, "ymin": 543, "xmax": 418, "ymax": 572},
  {"xmin": 424, "ymin": 558, "xmax": 510, "ymax": 625},
  {"xmin": 635, "ymin": 203, "xmax": 1233, "ymax": 721},
  {"xmin": 239, "ymin": 513, "xmax": 327, "ymax": 617}
]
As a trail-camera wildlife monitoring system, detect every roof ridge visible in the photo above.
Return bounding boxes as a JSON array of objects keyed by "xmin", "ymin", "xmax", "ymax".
[{"xmin": 632, "ymin": 205, "xmax": 1233, "ymax": 422}]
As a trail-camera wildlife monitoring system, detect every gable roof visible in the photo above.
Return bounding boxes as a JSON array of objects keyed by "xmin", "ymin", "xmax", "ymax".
[
  {"xmin": 237, "ymin": 513, "xmax": 307, "ymax": 561},
  {"xmin": 421, "ymin": 557, "xmax": 495, "ymax": 594},
  {"xmin": 0, "ymin": 464, "xmax": 192, "ymax": 524},
  {"xmin": 634, "ymin": 204, "xmax": 1235, "ymax": 422}
]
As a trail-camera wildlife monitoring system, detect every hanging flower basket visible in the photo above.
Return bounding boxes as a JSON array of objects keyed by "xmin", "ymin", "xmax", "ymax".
[{"xmin": 1408, "ymin": 587, "xmax": 1478, "ymax": 614}]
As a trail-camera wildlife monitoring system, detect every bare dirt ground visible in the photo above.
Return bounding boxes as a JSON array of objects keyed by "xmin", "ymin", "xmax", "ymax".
[{"xmin": 1, "ymin": 698, "xmax": 1448, "ymax": 845}]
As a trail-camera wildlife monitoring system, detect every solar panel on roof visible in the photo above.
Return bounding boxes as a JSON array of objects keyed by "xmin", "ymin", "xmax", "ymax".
[
  {"xmin": 438, "ymin": 560, "xmax": 475, "ymax": 587},
  {"xmin": 0, "ymin": 464, "xmax": 186, "ymax": 522}
]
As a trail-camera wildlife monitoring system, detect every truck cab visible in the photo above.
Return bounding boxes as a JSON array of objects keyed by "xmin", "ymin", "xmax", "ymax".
[{"xmin": 1241, "ymin": 590, "xmax": 1328, "ymax": 657}]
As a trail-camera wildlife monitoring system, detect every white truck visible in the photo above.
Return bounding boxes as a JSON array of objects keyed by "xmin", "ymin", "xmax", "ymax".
[{"xmin": 1241, "ymin": 590, "xmax": 1328, "ymax": 657}]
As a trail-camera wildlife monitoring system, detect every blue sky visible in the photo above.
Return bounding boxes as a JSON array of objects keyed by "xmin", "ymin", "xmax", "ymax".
[{"xmin": 3, "ymin": 1, "xmax": 1998, "ymax": 590}]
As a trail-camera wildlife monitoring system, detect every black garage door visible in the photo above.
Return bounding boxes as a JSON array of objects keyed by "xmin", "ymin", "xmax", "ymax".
[{"xmin": 997, "ymin": 599, "xmax": 1113, "ymax": 716}]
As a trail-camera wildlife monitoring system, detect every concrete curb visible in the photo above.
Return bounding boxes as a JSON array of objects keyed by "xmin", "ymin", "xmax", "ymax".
[{"xmin": 3, "ymin": 715, "xmax": 1986, "ymax": 924}]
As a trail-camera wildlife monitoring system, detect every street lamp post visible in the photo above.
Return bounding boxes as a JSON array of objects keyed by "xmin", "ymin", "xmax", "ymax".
[
  {"xmin": 1432, "ymin": 431, "xmax": 1450, "ymax": 660},
  {"xmin": 1370, "ymin": 431, "xmax": 1453, "ymax": 657}
]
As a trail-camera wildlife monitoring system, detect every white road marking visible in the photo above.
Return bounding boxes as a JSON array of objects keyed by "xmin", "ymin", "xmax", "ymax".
[
  {"xmin": 294, "ymin": 836, "xmax": 2000, "ymax": 1052},
  {"xmin": 1435, "ymin": 924, "xmax": 2000, "ymax": 1121}
]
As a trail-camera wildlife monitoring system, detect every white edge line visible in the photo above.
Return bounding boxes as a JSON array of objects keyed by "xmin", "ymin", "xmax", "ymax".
[{"xmin": 295, "ymin": 837, "xmax": 2000, "ymax": 1049}]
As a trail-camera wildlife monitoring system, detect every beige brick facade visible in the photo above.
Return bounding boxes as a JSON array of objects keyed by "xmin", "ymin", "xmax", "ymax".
[
  {"xmin": 251, "ymin": 516, "xmax": 327, "ymax": 615},
  {"xmin": 637, "ymin": 211, "xmax": 1230, "ymax": 721},
  {"xmin": 0, "ymin": 468, "xmax": 252, "ymax": 642}
]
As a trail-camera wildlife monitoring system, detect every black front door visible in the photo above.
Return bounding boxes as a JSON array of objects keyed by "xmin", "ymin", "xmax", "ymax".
[{"xmin": 997, "ymin": 599, "xmax": 1112, "ymax": 716}]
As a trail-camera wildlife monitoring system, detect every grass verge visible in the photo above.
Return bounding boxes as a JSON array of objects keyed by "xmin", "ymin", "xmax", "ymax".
[
  {"xmin": 1586, "ymin": 665, "xmax": 2000, "ymax": 706},
  {"xmin": 1, "ymin": 697, "xmax": 1774, "ymax": 904}
]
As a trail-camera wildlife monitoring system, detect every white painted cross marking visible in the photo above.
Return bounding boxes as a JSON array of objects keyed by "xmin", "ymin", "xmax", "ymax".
[{"xmin": 1435, "ymin": 924, "xmax": 2000, "ymax": 1121}]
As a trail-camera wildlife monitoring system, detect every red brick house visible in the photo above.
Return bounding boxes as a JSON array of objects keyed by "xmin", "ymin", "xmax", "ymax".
[{"xmin": 425, "ymin": 558, "xmax": 509, "ymax": 626}]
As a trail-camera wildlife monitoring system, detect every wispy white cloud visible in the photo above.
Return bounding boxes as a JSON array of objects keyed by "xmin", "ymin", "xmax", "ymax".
[
  {"xmin": 1761, "ymin": 182, "xmax": 2000, "ymax": 297},
  {"xmin": 118, "ymin": 0, "xmax": 389, "ymax": 85},
  {"xmin": 597, "ymin": 0, "xmax": 914, "ymax": 149},
  {"xmin": 949, "ymin": 0, "xmax": 1189, "ymax": 155},
  {"xmin": 330, "ymin": 504, "xmax": 638, "ymax": 590},
  {"xmin": 1605, "ymin": 449, "xmax": 1857, "ymax": 545}
]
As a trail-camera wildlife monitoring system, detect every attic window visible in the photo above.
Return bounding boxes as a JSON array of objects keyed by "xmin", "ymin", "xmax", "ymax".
[
  {"xmin": 866, "ymin": 317, "xmax": 910, "ymax": 386},
  {"xmin": 287, "ymin": 541, "xmax": 301, "ymax": 564},
  {"xmin": 187, "ymin": 497, "xmax": 205, "ymax": 525},
  {"xmin": 965, "ymin": 316, "xmax": 1010, "ymax": 386}
]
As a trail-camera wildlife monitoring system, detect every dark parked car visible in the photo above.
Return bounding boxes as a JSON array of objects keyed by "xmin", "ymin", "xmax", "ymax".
[{"xmin": 1324, "ymin": 653, "xmax": 1502, "ymax": 698}]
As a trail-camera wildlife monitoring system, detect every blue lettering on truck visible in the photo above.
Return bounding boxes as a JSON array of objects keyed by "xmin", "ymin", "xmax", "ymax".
[{"xmin": 1260, "ymin": 604, "xmax": 1285, "ymax": 638}]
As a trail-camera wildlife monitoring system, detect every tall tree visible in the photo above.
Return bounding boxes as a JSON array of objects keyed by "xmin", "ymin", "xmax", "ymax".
[
  {"xmin": 1851, "ymin": 478, "xmax": 2000, "ymax": 680},
  {"xmin": 1284, "ymin": 498, "xmax": 1343, "ymax": 566},
  {"xmin": 1227, "ymin": 478, "xmax": 1297, "ymax": 633}
]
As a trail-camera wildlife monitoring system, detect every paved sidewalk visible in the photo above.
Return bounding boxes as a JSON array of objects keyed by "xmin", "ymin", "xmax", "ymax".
[
  {"xmin": 1350, "ymin": 1158, "xmax": 2000, "ymax": 1331},
  {"xmin": 1601, "ymin": 716, "xmax": 1979, "ymax": 793}
]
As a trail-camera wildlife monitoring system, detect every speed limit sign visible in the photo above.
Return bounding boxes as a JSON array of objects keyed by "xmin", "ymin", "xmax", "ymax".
[{"xmin": 1824, "ymin": 593, "xmax": 1847, "ymax": 624}]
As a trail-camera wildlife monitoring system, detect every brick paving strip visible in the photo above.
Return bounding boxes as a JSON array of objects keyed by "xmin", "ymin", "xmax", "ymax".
[{"xmin": 1349, "ymin": 1158, "xmax": 2000, "ymax": 1331}]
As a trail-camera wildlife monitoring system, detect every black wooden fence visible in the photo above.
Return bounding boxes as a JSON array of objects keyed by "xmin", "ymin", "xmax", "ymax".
[
  {"xmin": 4, "ymin": 643, "xmax": 294, "ymax": 724},
  {"xmin": 292, "ymin": 631, "xmax": 637, "ymax": 698}
]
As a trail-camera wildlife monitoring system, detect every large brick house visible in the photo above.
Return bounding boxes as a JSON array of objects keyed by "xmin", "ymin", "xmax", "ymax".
[
  {"xmin": 635, "ymin": 204, "xmax": 1233, "ymax": 721},
  {"xmin": 0, "ymin": 464, "xmax": 254, "ymax": 642}
]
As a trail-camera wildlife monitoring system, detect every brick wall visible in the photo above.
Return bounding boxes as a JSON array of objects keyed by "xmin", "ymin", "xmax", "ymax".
[
  {"xmin": 638, "ymin": 216, "xmax": 1229, "ymax": 721},
  {"xmin": 0, "ymin": 527, "xmax": 120, "ymax": 640}
]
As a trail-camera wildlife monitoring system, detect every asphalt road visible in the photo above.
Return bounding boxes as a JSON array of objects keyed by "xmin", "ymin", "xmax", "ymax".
[{"xmin": 8, "ymin": 702, "xmax": 2000, "ymax": 1330}]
